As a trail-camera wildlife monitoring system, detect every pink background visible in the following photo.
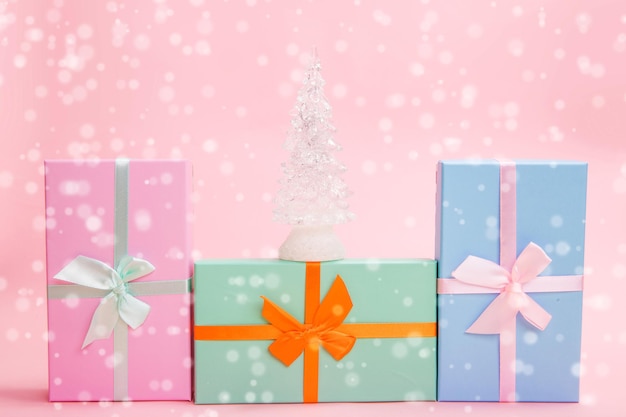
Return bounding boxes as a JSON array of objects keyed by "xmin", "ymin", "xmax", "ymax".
[{"xmin": 0, "ymin": 0, "xmax": 624, "ymax": 416}]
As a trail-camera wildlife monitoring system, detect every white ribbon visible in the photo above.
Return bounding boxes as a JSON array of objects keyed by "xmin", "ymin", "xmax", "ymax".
[{"xmin": 54, "ymin": 254, "xmax": 155, "ymax": 349}]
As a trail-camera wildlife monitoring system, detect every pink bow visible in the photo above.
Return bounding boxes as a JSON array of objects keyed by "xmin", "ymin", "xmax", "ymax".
[{"xmin": 452, "ymin": 242, "xmax": 553, "ymax": 334}]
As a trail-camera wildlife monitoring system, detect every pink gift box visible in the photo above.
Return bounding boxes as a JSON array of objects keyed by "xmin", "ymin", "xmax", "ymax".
[{"xmin": 45, "ymin": 160, "xmax": 193, "ymax": 402}]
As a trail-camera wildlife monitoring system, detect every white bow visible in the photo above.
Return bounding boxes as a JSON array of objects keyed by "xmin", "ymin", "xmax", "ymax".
[{"xmin": 54, "ymin": 255, "xmax": 155, "ymax": 348}]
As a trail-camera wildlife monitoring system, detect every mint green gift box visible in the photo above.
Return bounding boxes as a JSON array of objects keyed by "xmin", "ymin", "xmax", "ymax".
[{"xmin": 193, "ymin": 259, "xmax": 437, "ymax": 404}]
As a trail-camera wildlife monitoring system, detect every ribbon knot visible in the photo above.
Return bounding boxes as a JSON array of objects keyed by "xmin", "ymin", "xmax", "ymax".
[
  {"xmin": 112, "ymin": 281, "xmax": 128, "ymax": 296},
  {"xmin": 54, "ymin": 255, "xmax": 155, "ymax": 349},
  {"xmin": 451, "ymin": 242, "xmax": 553, "ymax": 334},
  {"xmin": 261, "ymin": 276, "xmax": 356, "ymax": 367},
  {"xmin": 505, "ymin": 282, "xmax": 523, "ymax": 294}
]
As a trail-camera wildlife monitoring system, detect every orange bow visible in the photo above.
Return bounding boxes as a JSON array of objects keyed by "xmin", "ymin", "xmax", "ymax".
[{"xmin": 261, "ymin": 276, "xmax": 356, "ymax": 367}]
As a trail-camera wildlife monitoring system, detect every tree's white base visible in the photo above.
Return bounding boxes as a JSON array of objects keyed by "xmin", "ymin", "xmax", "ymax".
[{"xmin": 278, "ymin": 225, "xmax": 345, "ymax": 262}]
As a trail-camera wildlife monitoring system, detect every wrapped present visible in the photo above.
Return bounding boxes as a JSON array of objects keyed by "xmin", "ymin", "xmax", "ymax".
[
  {"xmin": 436, "ymin": 160, "xmax": 587, "ymax": 402},
  {"xmin": 194, "ymin": 259, "xmax": 436, "ymax": 404},
  {"xmin": 45, "ymin": 159, "xmax": 193, "ymax": 402}
]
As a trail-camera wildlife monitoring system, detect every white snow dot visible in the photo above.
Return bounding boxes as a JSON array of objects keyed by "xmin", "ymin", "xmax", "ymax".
[
  {"xmin": 231, "ymin": 107, "xmax": 245, "ymax": 119},
  {"xmin": 63, "ymin": 293, "xmax": 80, "ymax": 309},
  {"xmin": 160, "ymin": 172, "xmax": 173, "ymax": 185},
  {"xmin": 391, "ymin": 342, "xmax": 408, "ymax": 359},
  {"xmin": 218, "ymin": 391, "xmax": 231, "ymax": 403},
  {"xmin": 24, "ymin": 109, "xmax": 37, "ymax": 122},
  {"xmin": 590, "ymin": 64, "xmax": 605, "ymax": 79},
  {"xmin": 236, "ymin": 20, "xmax": 249, "ymax": 33},
  {"xmin": 220, "ymin": 161, "xmax": 235, "ymax": 176},
  {"xmin": 161, "ymin": 379, "xmax": 173, "ymax": 391},
  {"xmin": 79, "ymin": 124, "xmax": 95, "ymax": 139},
  {"xmin": 378, "ymin": 117, "xmax": 393, "ymax": 132},
  {"xmin": 555, "ymin": 241, "xmax": 571, "ymax": 256},
  {"xmin": 404, "ymin": 216, "xmax": 416, "ymax": 228},
  {"xmin": 0, "ymin": 171, "xmax": 14, "ymax": 188},
  {"xmin": 576, "ymin": 13, "xmax": 592, "ymax": 34},
  {"xmin": 361, "ymin": 160, "xmax": 377, "ymax": 176},
  {"xmin": 508, "ymin": 39, "xmax": 524, "ymax": 57},
  {"xmin": 372, "ymin": 10, "xmax": 392, "ymax": 26},
  {"xmin": 195, "ymin": 40, "xmax": 212, "ymax": 56},
  {"xmin": 571, "ymin": 362, "xmax": 582, "ymax": 377},
  {"xmin": 78, "ymin": 391, "xmax": 91, "ymax": 401},
  {"xmin": 202, "ymin": 139, "xmax": 218, "ymax": 153},
  {"xmin": 14, "ymin": 54, "xmax": 27, "ymax": 68},
  {"xmin": 226, "ymin": 350, "xmax": 239, "ymax": 363},
  {"xmin": 335, "ymin": 39, "xmax": 348, "ymax": 53},
  {"xmin": 249, "ymin": 275, "xmax": 263, "ymax": 288},
  {"xmin": 591, "ymin": 95, "xmax": 605, "ymax": 109},
  {"xmin": 464, "ymin": 362, "xmax": 472, "ymax": 370},
  {"xmin": 344, "ymin": 372, "xmax": 360, "ymax": 387},
  {"xmin": 166, "ymin": 326, "xmax": 181, "ymax": 335},
  {"xmin": 402, "ymin": 297, "xmax": 413, "ymax": 307},
  {"xmin": 260, "ymin": 273, "xmax": 278, "ymax": 290},
  {"xmin": 6, "ymin": 328, "xmax": 19, "ymax": 342},
  {"xmin": 159, "ymin": 86, "xmax": 175, "ymax": 103},
  {"xmin": 169, "ymin": 33, "xmax": 182, "ymax": 46},
  {"xmin": 438, "ymin": 50, "xmax": 453, "ymax": 65},
  {"xmin": 248, "ymin": 345, "xmax": 262, "ymax": 360},
  {"xmin": 77, "ymin": 24, "xmax": 93, "ymax": 39},
  {"xmin": 332, "ymin": 83, "xmax": 347, "ymax": 99},
  {"xmin": 418, "ymin": 347, "xmax": 431, "ymax": 358},
  {"xmin": 245, "ymin": 392, "xmax": 256, "ymax": 402},
  {"xmin": 613, "ymin": 264, "xmax": 626, "ymax": 279},
  {"xmin": 110, "ymin": 138, "xmax": 124, "ymax": 152},
  {"xmin": 85, "ymin": 215, "xmax": 102, "ymax": 232},
  {"xmin": 523, "ymin": 331, "xmax": 538, "ymax": 345},
  {"xmin": 236, "ymin": 293, "xmax": 248, "ymax": 304},
  {"xmin": 134, "ymin": 209, "xmax": 152, "ymax": 231},
  {"xmin": 15, "ymin": 297, "xmax": 31, "ymax": 312},
  {"xmin": 550, "ymin": 215, "xmax": 563, "ymax": 227},
  {"xmin": 25, "ymin": 181, "xmax": 38, "ymax": 194},
  {"xmin": 467, "ymin": 24, "xmax": 483, "ymax": 39},
  {"xmin": 133, "ymin": 34, "xmax": 151, "ymax": 50},
  {"xmin": 27, "ymin": 27, "xmax": 44, "ymax": 42},
  {"xmin": 419, "ymin": 113, "xmax": 435, "ymax": 129},
  {"xmin": 35, "ymin": 85, "xmax": 48, "ymax": 98},
  {"xmin": 202, "ymin": 84, "xmax": 215, "ymax": 99},
  {"xmin": 410, "ymin": 62, "xmax": 425, "ymax": 76}
]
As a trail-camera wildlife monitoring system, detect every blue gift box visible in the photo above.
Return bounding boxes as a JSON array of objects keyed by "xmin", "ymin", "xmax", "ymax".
[{"xmin": 436, "ymin": 160, "xmax": 587, "ymax": 402}]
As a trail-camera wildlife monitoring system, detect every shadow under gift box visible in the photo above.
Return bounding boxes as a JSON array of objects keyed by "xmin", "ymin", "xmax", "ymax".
[
  {"xmin": 45, "ymin": 160, "xmax": 193, "ymax": 402},
  {"xmin": 436, "ymin": 160, "xmax": 587, "ymax": 402},
  {"xmin": 193, "ymin": 259, "xmax": 437, "ymax": 404}
]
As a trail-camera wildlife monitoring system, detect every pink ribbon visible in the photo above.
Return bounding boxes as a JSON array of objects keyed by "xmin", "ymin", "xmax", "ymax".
[{"xmin": 437, "ymin": 161, "xmax": 583, "ymax": 402}]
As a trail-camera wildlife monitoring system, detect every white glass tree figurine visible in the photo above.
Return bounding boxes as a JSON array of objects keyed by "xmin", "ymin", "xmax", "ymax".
[{"xmin": 274, "ymin": 49, "xmax": 354, "ymax": 261}]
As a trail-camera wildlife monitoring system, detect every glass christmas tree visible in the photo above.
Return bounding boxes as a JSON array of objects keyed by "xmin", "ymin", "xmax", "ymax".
[{"xmin": 274, "ymin": 49, "xmax": 354, "ymax": 261}]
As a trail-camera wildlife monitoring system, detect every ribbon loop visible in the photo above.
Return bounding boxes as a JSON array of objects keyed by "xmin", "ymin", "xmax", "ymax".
[
  {"xmin": 261, "ymin": 276, "xmax": 356, "ymax": 367},
  {"xmin": 511, "ymin": 242, "xmax": 552, "ymax": 284},
  {"xmin": 54, "ymin": 254, "xmax": 155, "ymax": 349}
]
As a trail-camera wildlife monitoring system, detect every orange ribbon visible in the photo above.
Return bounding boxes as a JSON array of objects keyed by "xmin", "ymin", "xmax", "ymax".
[
  {"xmin": 195, "ymin": 262, "xmax": 437, "ymax": 403},
  {"xmin": 262, "ymin": 273, "xmax": 356, "ymax": 366}
]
